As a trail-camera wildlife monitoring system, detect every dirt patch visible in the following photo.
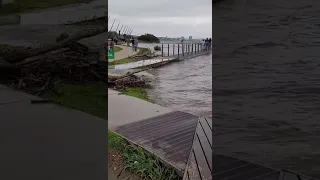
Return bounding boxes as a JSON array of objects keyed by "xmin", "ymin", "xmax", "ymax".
[{"xmin": 108, "ymin": 149, "xmax": 142, "ymax": 180}]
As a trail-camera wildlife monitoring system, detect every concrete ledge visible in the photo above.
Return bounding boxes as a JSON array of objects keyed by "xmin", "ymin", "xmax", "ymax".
[{"xmin": 108, "ymin": 89, "xmax": 173, "ymax": 130}]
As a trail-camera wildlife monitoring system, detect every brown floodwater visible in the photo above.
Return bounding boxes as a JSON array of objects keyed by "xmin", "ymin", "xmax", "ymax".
[{"xmin": 147, "ymin": 53, "xmax": 212, "ymax": 119}]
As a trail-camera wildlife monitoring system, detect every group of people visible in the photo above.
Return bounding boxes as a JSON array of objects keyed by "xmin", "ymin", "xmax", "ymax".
[
  {"xmin": 203, "ymin": 38, "xmax": 212, "ymax": 50},
  {"xmin": 129, "ymin": 38, "xmax": 139, "ymax": 51}
]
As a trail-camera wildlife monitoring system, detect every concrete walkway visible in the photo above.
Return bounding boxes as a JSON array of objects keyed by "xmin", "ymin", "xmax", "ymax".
[
  {"xmin": 114, "ymin": 45, "xmax": 140, "ymax": 61},
  {"xmin": 108, "ymin": 89, "xmax": 172, "ymax": 130},
  {"xmin": 0, "ymin": 85, "xmax": 107, "ymax": 180}
]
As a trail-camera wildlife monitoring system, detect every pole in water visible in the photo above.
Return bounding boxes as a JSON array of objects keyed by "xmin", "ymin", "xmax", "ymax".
[
  {"xmin": 162, "ymin": 44, "xmax": 164, "ymax": 57},
  {"xmin": 173, "ymin": 44, "xmax": 175, "ymax": 55},
  {"xmin": 178, "ymin": 44, "xmax": 180, "ymax": 59}
]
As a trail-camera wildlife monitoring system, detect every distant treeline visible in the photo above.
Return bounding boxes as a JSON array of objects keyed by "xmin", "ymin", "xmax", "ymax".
[{"xmin": 137, "ymin": 33, "xmax": 160, "ymax": 43}]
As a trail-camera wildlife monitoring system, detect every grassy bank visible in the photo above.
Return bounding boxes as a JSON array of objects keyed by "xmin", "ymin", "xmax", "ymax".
[
  {"xmin": 40, "ymin": 83, "xmax": 179, "ymax": 180},
  {"xmin": 108, "ymin": 131, "xmax": 179, "ymax": 180},
  {"xmin": 122, "ymin": 88, "xmax": 152, "ymax": 102},
  {"xmin": 0, "ymin": 0, "xmax": 92, "ymax": 16},
  {"xmin": 114, "ymin": 46, "xmax": 122, "ymax": 52},
  {"xmin": 108, "ymin": 47, "xmax": 150, "ymax": 66}
]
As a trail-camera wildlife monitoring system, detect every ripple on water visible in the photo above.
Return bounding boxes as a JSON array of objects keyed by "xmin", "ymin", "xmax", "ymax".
[{"xmin": 148, "ymin": 53, "xmax": 212, "ymax": 119}]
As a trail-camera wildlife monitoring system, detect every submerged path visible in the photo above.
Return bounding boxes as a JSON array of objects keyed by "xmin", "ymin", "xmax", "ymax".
[{"xmin": 113, "ymin": 45, "xmax": 140, "ymax": 61}]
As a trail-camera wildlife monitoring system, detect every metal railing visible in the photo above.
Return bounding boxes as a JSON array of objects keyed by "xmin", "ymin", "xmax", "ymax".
[{"xmin": 159, "ymin": 43, "xmax": 212, "ymax": 59}]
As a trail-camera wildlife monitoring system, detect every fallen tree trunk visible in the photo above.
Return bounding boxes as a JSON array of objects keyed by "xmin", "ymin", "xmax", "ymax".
[{"xmin": 7, "ymin": 26, "xmax": 108, "ymax": 63}]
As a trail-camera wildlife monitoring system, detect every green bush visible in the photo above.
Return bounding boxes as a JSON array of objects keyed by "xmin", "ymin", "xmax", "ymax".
[{"xmin": 138, "ymin": 33, "xmax": 160, "ymax": 43}]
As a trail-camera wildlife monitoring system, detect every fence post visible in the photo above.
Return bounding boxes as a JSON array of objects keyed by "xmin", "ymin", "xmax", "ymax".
[
  {"xmin": 183, "ymin": 43, "xmax": 184, "ymax": 56},
  {"xmin": 178, "ymin": 44, "xmax": 180, "ymax": 59},
  {"xmin": 161, "ymin": 44, "xmax": 164, "ymax": 57},
  {"xmin": 168, "ymin": 44, "xmax": 169, "ymax": 57},
  {"xmin": 173, "ymin": 44, "xmax": 175, "ymax": 55},
  {"xmin": 192, "ymin": 44, "xmax": 193, "ymax": 54}
]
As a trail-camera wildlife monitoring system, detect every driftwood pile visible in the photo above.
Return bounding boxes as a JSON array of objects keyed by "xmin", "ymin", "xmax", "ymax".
[{"xmin": 0, "ymin": 26, "xmax": 149, "ymax": 95}]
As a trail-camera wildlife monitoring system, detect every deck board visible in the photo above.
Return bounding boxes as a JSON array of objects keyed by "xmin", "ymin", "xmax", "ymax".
[
  {"xmin": 184, "ymin": 117, "xmax": 212, "ymax": 180},
  {"xmin": 115, "ymin": 111, "xmax": 199, "ymax": 173},
  {"xmin": 205, "ymin": 117, "xmax": 212, "ymax": 129}
]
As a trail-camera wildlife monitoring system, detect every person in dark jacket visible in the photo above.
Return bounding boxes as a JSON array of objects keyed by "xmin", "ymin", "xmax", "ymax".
[{"xmin": 131, "ymin": 39, "xmax": 135, "ymax": 51}]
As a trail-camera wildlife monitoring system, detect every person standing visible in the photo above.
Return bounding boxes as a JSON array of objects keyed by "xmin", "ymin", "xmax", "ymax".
[
  {"xmin": 134, "ymin": 39, "xmax": 138, "ymax": 51},
  {"xmin": 204, "ymin": 38, "xmax": 209, "ymax": 50},
  {"xmin": 131, "ymin": 38, "xmax": 135, "ymax": 51}
]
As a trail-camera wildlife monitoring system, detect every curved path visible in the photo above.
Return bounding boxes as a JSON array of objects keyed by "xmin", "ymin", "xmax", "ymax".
[{"xmin": 114, "ymin": 45, "xmax": 140, "ymax": 61}]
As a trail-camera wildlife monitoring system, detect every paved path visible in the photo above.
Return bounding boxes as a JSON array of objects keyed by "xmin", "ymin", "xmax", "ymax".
[
  {"xmin": 0, "ymin": 85, "xmax": 107, "ymax": 180},
  {"xmin": 114, "ymin": 45, "xmax": 140, "ymax": 61},
  {"xmin": 108, "ymin": 89, "xmax": 173, "ymax": 130}
]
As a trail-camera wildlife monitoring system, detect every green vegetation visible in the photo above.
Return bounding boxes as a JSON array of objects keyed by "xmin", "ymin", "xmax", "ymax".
[
  {"xmin": 138, "ymin": 33, "xmax": 160, "ymax": 43},
  {"xmin": 114, "ymin": 46, "xmax": 123, "ymax": 52},
  {"xmin": 108, "ymin": 131, "xmax": 179, "ymax": 180},
  {"xmin": 122, "ymin": 88, "xmax": 152, "ymax": 102},
  {"xmin": 108, "ymin": 47, "xmax": 149, "ymax": 66},
  {"xmin": 109, "ymin": 57, "xmax": 133, "ymax": 66},
  {"xmin": 0, "ymin": 0, "xmax": 92, "ymax": 16}
]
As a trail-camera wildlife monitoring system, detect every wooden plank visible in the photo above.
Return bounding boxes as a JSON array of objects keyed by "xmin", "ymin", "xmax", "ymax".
[
  {"xmin": 205, "ymin": 117, "xmax": 212, "ymax": 129},
  {"xmin": 196, "ymin": 126, "xmax": 212, "ymax": 171},
  {"xmin": 193, "ymin": 136, "xmax": 212, "ymax": 180},
  {"xmin": 199, "ymin": 119, "xmax": 212, "ymax": 147},
  {"xmin": 187, "ymin": 151, "xmax": 202, "ymax": 180}
]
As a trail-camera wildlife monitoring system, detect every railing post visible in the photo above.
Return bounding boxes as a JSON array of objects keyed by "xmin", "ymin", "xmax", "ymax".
[
  {"xmin": 178, "ymin": 43, "xmax": 180, "ymax": 59},
  {"xmin": 168, "ymin": 44, "xmax": 169, "ymax": 56},
  {"xmin": 192, "ymin": 44, "xmax": 193, "ymax": 54},
  {"xmin": 161, "ymin": 44, "xmax": 164, "ymax": 57},
  {"xmin": 183, "ymin": 43, "xmax": 184, "ymax": 56},
  {"xmin": 173, "ymin": 44, "xmax": 175, "ymax": 55}
]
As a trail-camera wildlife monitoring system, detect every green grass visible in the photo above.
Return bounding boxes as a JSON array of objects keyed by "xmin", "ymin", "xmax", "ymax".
[
  {"xmin": 0, "ymin": 0, "xmax": 92, "ymax": 16},
  {"xmin": 108, "ymin": 47, "xmax": 150, "ymax": 66},
  {"xmin": 108, "ymin": 130, "xmax": 127, "ymax": 151},
  {"xmin": 41, "ymin": 83, "xmax": 107, "ymax": 119},
  {"xmin": 108, "ymin": 57, "xmax": 134, "ymax": 66},
  {"xmin": 114, "ymin": 46, "xmax": 123, "ymax": 52},
  {"xmin": 108, "ymin": 131, "xmax": 180, "ymax": 180},
  {"xmin": 122, "ymin": 88, "xmax": 152, "ymax": 102}
]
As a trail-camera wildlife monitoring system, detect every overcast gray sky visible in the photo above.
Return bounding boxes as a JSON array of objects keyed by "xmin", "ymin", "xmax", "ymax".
[{"xmin": 108, "ymin": 0, "xmax": 212, "ymax": 39}]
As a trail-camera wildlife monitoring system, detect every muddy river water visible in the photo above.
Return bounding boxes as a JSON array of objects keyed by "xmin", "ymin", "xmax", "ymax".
[{"xmin": 143, "ymin": 0, "xmax": 320, "ymax": 178}]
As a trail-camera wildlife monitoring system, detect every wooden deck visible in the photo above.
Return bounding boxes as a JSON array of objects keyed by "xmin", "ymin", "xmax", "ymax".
[
  {"xmin": 115, "ymin": 111, "xmax": 199, "ymax": 175},
  {"xmin": 183, "ymin": 117, "xmax": 212, "ymax": 180}
]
